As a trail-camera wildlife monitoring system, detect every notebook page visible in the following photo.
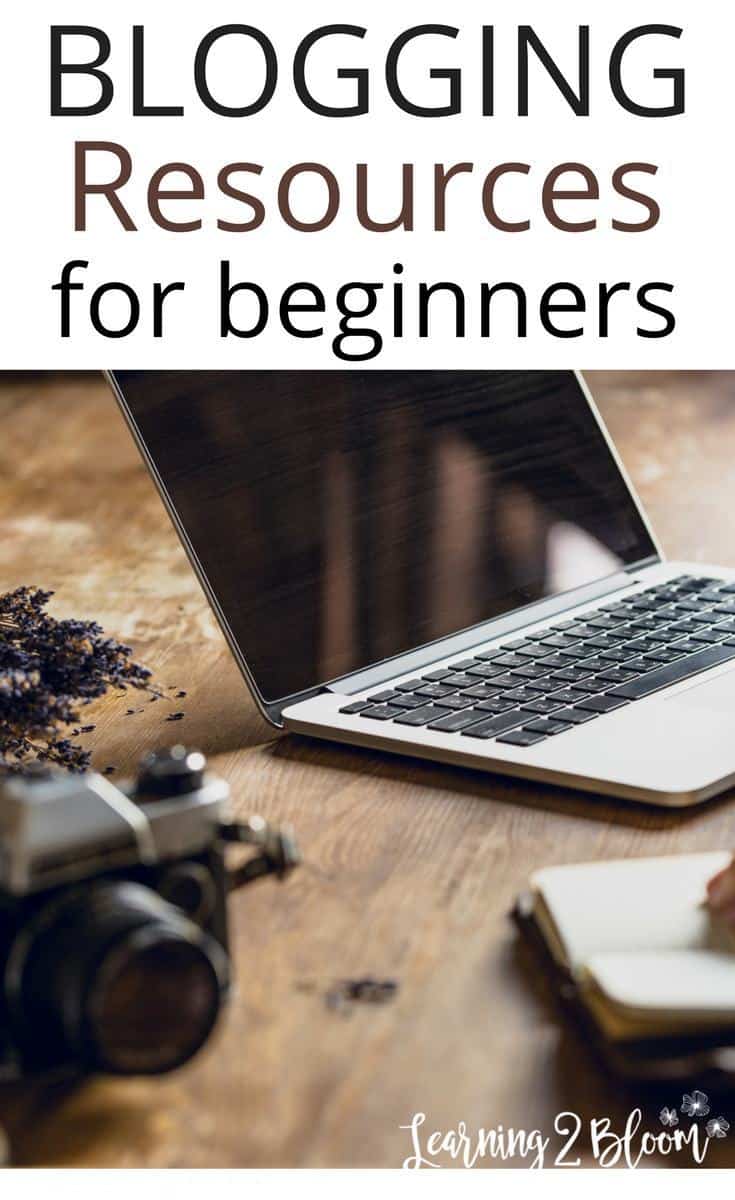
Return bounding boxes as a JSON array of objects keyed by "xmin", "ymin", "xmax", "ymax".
[
  {"xmin": 530, "ymin": 852, "xmax": 731, "ymax": 970},
  {"xmin": 585, "ymin": 948, "xmax": 735, "ymax": 1020}
]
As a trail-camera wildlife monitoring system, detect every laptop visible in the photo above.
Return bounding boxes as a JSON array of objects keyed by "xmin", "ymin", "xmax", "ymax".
[{"xmin": 107, "ymin": 370, "xmax": 735, "ymax": 808}]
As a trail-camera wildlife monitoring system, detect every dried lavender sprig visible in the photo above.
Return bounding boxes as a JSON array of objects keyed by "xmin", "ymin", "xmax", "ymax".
[{"xmin": 0, "ymin": 587, "xmax": 159, "ymax": 775}]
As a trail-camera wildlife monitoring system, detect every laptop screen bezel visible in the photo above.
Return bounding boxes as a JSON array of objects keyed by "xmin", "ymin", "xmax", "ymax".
[{"xmin": 106, "ymin": 370, "xmax": 662, "ymax": 728}]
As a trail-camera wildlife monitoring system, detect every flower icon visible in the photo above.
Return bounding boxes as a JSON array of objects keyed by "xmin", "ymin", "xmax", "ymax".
[
  {"xmin": 681, "ymin": 1091, "xmax": 710, "ymax": 1118},
  {"xmin": 706, "ymin": 1118, "xmax": 730, "ymax": 1139},
  {"xmin": 660, "ymin": 1107, "xmax": 679, "ymax": 1128}
]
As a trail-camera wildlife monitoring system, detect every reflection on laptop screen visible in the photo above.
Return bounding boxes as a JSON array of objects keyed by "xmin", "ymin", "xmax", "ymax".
[{"xmin": 115, "ymin": 371, "xmax": 656, "ymax": 702}]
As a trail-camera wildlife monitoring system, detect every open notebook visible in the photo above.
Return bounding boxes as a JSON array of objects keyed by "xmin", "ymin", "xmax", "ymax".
[{"xmin": 525, "ymin": 853, "xmax": 735, "ymax": 1042}]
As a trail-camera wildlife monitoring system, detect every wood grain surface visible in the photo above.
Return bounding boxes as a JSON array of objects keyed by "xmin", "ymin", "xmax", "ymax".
[{"xmin": 1, "ymin": 370, "xmax": 734, "ymax": 1168}]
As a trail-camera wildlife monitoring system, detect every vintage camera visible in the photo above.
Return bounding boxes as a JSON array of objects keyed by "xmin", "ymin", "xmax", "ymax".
[{"xmin": 0, "ymin": 747, "xmax": 299, "ymax": 1080}]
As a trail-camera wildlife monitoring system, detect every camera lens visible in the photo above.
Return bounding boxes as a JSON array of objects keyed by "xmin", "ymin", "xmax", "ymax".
[
  {"xmin": 88, "ymin": 926, "xmax": 224, "ymax": 1074},
  {"xmin": 9, "ymin": 882, "xmax": 229, "ymax": 1075}
]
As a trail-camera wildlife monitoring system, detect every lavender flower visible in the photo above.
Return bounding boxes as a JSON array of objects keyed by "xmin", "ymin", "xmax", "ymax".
[{"xmin": 0, "ymin": 586, "xmax": 155, "ymax": 775}]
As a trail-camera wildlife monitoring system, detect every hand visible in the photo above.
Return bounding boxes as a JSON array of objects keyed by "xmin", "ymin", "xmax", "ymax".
[{"xmin": 707, "ymin": 857, "xmax": 735, "ymax": 927}]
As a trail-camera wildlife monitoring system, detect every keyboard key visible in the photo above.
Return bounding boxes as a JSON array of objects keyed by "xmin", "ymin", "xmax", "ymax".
[
  {"xmin": 493, "ymin": 654, "xmax": 532, "ymax": 670},
  {"xmin": 361, "ymin": 704, "xmax": 407, "ymax": 721},
  {"xmin": 503, "ymin": 687, "xmax": 547, "ymax": 705},
  {"xmin": 569, "ymin": 678, "xmax": 610, "ymax": 694},
  {"xmin": 569, "ymin": 624, "xmax": 602, "ymax": 643},
  {"xmin": 414, "ymin": 683, "xmax": 458, "ymax": 699},
  {"xmin": 513, "ymin": 663, "xmax": 550, "ymax": 679},
  {"xmin": 627, "ymin": 618, "xmax": 663, "ymax": 634},
  {"xmin": 367, "ymin": 690, "xmax": 403, "ymax": 703},
  {"xmin": 638, "ymin": 648, "xmax": 682, "ymax": 667},
  {"xmin": 627, "ymin": 638, "xmax": 664, "ymax": 655},
  {"xmin": 462, "ymin": 711, "xmax": 525, "ymax": 739},
  {"xmin": 641, "ymin": 647, "xmax": 686, "ymax": 664},
  {"xmin": 500, "ymin": 638, "xmax": 534, "ymax": 651},
  {"xmin": 599, "ymin": 647, "xmax": 637, "ymax": 663},
  {"xmin": 389, "ymin": 694, "xmax": 431, "ymax": 710},
  {"xmin": 449, "ymin": 659, "xmax": 482, "ymax": 671},
  {"xmin": 523, "ymin": 679, "xmax": 562, "ymax": 694},
  {"xmin": 422, "ymin": 669, "xmax": 454, "ymax": 682},
  {"xmin": 557, "ymin": 646, "xmax": 595, "ymax": 661},
  {"xmin": 432, "ymin": 694, "xmax": 475, "ymax": 711},
  {"xmin": 653, "ymin": 604, "xmax": 682, "ymax": 624},
  {"xmin": 522, "ymin": 697, "xmax": 565, "ymax": 715},
  {"xmin": 462, "ymin": 683, "xmax": 504, "ymax": 700},
  {"xmin": 497, "ymin": 729, "xmax": 547, "ymax": 747},
  {"xmin": 535, "ymin": 653, "xmax": 570, "ymax": 670},
  {"xmin": 473, "ymin": 649, "xmax": 505, "ymax": 662},
  {"xmin": 667, "ymin": 620, "xmax": 700, "ymax": 635},
  {"xmin": 428, "ymin": 709, "xmax": 487, "ymax": 733},
  {"xmin": 573, "ymin": 657, "xmax": 608, "ymax": 673},
  {"xmin": 489, "ymin": 673, "xmax": 528, "ymax": 689},
  {"xmin": 394, "ymin": 680, "xmax": 425, "ymax": 693},
  {"xmin": 679, "ymin": 577, "xmax": 721, "ymax": 591},
  {"xmin": 540, "ymin": 635, "xmax": 577, "ymax": 650},
  {"xmin": 583, "ymin": 617, "xmax": 623, "ymax": 633},
  {"xmin": 514, "ymin": 644, "xmax": 548, "ymax": 660},
  {"xmin": 576, "ymin": 696, "xmax": 629, "ymax": 710},
  {"xmin": 627, "ymin": 597, "xmax": 658, "ymax": 612},
  {"xmin": 690, "ymin": 629, "xmax": 728, "ymax": 644},
  {"xmin": 596, "ymin": 668, "xmax": 640, "ymax": 685},
  {"xmin": 675, "ymin": 598, "xmax": 713, "ymax": 613},
  {"xmin": 444, "ymin": 673, "xmax": 479, "ymax": 688},
  {"xmin": 522, "ymin": 718, "xmax": 572, "ymax": 736},
  {"xmin": 339, "ymin": 701, "xmax": 371, "ymax": 714},
  {"xmin": 609, "ymin": 643, "xmax": 735, "ymax": 700},
  {"xmin": 583, "ymin": 634, "xmax": 626, "ymax": 650},
  {"xmin": 649, "ymin": 629, "xmax": 686, "ymax": 643},
  {"xmin": 564, "ymin": 625, "xmax": 596, "ymax": 640},
  {"xmin": 393, "ymin": 705, "xmax": 444, "ymax": 726},
  {"xmin": 574, "ymin": 694, "xmax": 630, "ymax": 714},
  {"xmin": 673, "ymin": 640, "xmax": 707, "ymax": 655},
  {"xmin": 625, "ymin": 658, "xmax": 657, "ymax": 673},
  {"xmin": 466, "ymin": 663, "xmax": 508, "ymax": 680},
  {"xmin": 474, "ymin": 698, "xmax": 517, "ymax": 714},
  {"xmin": 656, "ymin": 582, "xmax": 688, "ymax": 596},
  {"xmin": 551, "ymin": 667, "xmax": 592, "ymax": 684},
  {"xmin": 549, "ymin": 688, "xmax": 590, "ymax": 705},
  {"xmin": 552, "ymin": 706, "xmax": 597, "ymax": 725}
]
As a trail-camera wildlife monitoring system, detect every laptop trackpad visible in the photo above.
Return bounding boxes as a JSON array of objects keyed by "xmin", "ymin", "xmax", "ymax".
[{"xmin": 665, "ymin": 668, "xmax": 735, "ymax": 713}]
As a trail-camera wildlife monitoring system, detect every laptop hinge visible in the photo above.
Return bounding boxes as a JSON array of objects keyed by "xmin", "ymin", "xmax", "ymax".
[{"xmin": 326, "ymin": 566, "xmax": 657, "ymax": 698}]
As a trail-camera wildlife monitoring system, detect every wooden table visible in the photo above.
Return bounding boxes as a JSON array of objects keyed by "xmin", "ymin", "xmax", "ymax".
[{"xmin": 1, "ymin": 370, "xmax": 735, "ymax": 1168}]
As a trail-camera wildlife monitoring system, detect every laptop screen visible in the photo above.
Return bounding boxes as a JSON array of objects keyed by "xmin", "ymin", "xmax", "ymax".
[{"xmin": 114, "ymin": 371, "xmax": 657, "ymax": 703}]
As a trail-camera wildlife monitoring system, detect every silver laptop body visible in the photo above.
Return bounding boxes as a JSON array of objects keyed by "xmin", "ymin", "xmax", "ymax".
[{"xmin": 108, "ymin": 370, "xmax": 735, "ymax": 808}]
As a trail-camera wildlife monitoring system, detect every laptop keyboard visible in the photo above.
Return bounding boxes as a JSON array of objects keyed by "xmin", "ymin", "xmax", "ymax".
[{"xmin": 339, "ymin": 575, "xmax": 735, "ymax": 749}]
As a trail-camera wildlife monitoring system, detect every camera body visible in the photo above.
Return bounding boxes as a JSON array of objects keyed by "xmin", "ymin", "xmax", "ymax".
[{"xmin": 0, "ymin": 748, "xmax": 295, "ymax": 1080}]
